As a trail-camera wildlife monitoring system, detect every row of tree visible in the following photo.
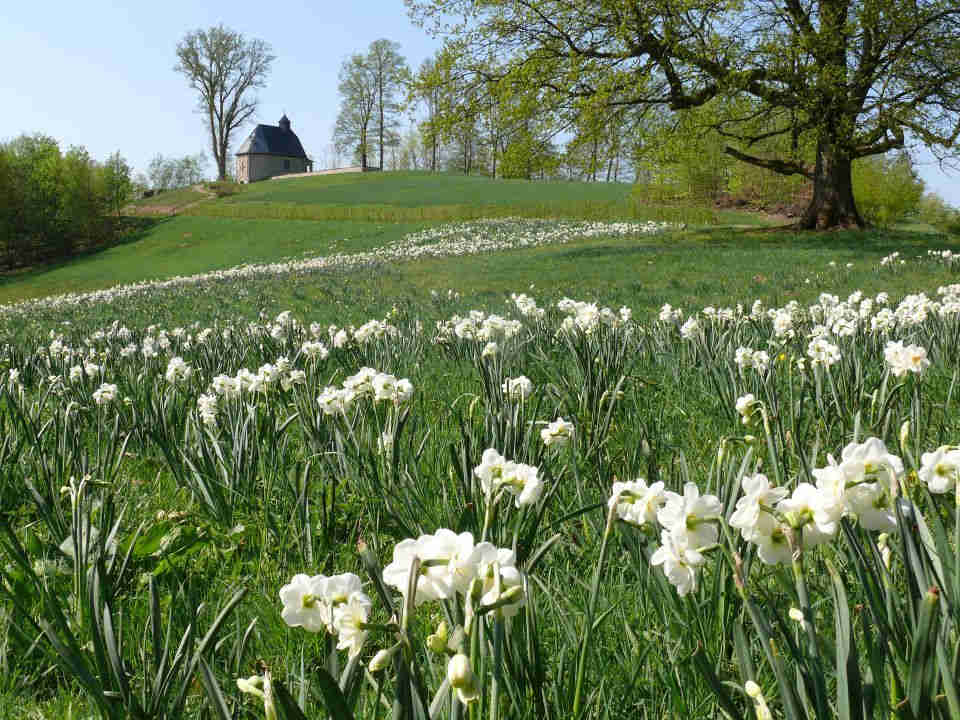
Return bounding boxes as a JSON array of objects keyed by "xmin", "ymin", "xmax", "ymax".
[
  {"xmin": 170, "ymin": 18, "xmax": 957, "ymax": 231},
  {"xmin": 145, "ymin": 152, "xmax": 209, "ymax": 194},
  {"xmin": 327, "ymin": 39, "xmax": 940, "ymax": 227},
  {"xmin": 398, "ymin": 0, "xmax": 960, "ymax": 230},
  {"xmin": 0, "ymin": 135, "xmax": 133, "ymax": 270}
]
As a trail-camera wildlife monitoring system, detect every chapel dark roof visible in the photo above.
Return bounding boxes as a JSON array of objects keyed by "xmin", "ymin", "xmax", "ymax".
[{"xmin": 236, "ymin": 116, "xmax": 307, "ymax": 158}]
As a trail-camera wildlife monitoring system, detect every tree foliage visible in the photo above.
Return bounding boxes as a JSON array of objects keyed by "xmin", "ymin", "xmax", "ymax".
[
  {"xmin": 407, "ymin": 0, "xmax": 960, "ymax": 229},
  {"xmin": 334, "ymin": 40, "xmax": 410, "ymax": 170},
  {"xmin": 368, "ymin": 39, "xmax": 411, "ymax": 171},
  {"xmin": 147, "ymin": 153, "xmax": 209, "ymax": 192},
  {"xmin": 333, "ymin": 53, "xmax": 378, "ymax": 169},
  {"xmin": 174, "ymin": 26, "xmax": 274, "ymax": 181},
  {"xmin": 0, "ymin": 135, "xmax": 121, "ymax": 270},
  {"xmin": 102, "ymin": 151, "xmax": 133, "ymax": 218}
]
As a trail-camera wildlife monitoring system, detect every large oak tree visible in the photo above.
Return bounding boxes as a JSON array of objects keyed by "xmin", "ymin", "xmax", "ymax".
[
  {"xmin": 175, "ymin": 26, "xmax": 274, "ymax": 181},
  {"xmin": 407, "ymin": 0, "xmax": 960, "ymax": 228}
]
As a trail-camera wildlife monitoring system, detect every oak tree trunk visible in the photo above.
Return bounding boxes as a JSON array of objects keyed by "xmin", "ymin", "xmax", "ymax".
[{"xmin": 800, "ymin": 138, "xmax": 863, "ymax": 230}]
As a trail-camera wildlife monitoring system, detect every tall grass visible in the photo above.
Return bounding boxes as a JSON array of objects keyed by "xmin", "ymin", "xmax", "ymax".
[{"xmin": 184, "ymin": 198, "xmax": 738, "ymax": 225}]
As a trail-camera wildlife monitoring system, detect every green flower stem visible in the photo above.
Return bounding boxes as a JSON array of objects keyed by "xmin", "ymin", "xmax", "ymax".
[
  {"xmin": 491, "ymin": 618, "xmax": 504, "ymax": 720},
  {"xmin": 572, "ymin": 500, "xmax": 618, "ymax": 717},
  {"xmin": 789, "ymin": 531, "xmax": 829, "ymax": 716}
]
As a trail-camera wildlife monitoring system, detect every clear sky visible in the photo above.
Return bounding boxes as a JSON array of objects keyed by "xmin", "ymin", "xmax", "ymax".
[{"xmin": 3, "ymin": 0, "xmax": 958, "ymax": 206}]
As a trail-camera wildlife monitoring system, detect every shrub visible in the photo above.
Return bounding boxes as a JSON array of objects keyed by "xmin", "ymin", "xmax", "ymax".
[{"xmin": 852, "ymin": 152, "xmax": 924, "ymax": 227}]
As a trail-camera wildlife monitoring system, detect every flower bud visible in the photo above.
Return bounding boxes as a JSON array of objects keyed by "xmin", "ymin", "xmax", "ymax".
[
  {"xmin": 899, "ymin": 420, "xmax": 910, "ymax": 450},
  {"xmin": 368, "ymin": 645, "xmax": 397, "ymax": 673},
  {"xmin": 744, "ymin": 680, "xmax": 773, "ymax": 720},
  {"xmin": 447, "ymin": 654, "xmax": 480, "ymax": 705},
  {"xmin": 427, "ymin": 620, "xmax": 448, "ymax": 654}
]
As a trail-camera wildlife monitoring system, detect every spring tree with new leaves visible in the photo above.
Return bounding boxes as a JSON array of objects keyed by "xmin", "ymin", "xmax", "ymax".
[{"xmin": 406, "ymin": 0, "xmax": 960, "ymax": 229}]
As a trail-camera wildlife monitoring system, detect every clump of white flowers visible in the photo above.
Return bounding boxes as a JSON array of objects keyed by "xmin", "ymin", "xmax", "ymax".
[
  {"xmin": 92, "ymin": 383, "xmax": 118, "ymax": 406},
  {"xmin": 381, "ymin": 529, "xmax": 526, "ymax": 616},
  {"xmin": 279, "ymin": 572, "xmax": 371, "ymax": 657},
  {"xmin": 164, "ymin": 356, "xmax": 193, "ymax": 384},
  {"xmin": 735, "ymin": 347, "xmax": 771, "ymax": 374},
  {"xmin": 883, "ymin": 340, "xmax": 930, "ymax": 378},
  {"xmin": 556, "ymin": 298, "xmax": 629, "ymax": 335},
  {"xmin": 612, "ymin": 437, "xmax": 908, "ymax": 596},
  {"xmin": 541, "ymin": 417, "xmax": 575, "ymax": 447},
  {"xmin": 501, "ymin": 375, "xmax": 533, "ymax": 401},
  {"xmin": 511, "ymin": 292, "xmax": 544, "ymax": 318},
  {"xmin": 317, "ymin": 367, "xmax": 414, "ymax": 416},
  {"xmin": 807, "ymin": 337, "xmax": 841, "ymax": 368},
  {"xmin": 474, "ymin": 448, "xmax": 544, "ymax": 507}
]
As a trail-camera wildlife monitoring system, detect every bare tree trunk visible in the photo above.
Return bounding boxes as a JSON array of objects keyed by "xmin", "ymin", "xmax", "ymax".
[
  {"xmin": 800, "ymin": 138, "xmax": 863, "ymax": 229},
  {"xmin": 378, "ymin": 80, "xmax": 385, "ymax": 170}
]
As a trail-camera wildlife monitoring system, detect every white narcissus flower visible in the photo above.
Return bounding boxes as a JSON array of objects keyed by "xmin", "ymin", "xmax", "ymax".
[
  {"xmin": 197, "ymin": 393, "xmax": 218, "ymax": 426},
  {"xmin": 729, "ymin": 473, "xmax": 788, "ymax": 542},
  {"xmin": 382, "ymin": 530, "xmax": 476, "ymax": 605},
  {"xmin": 471, "ymin": 545, "xmax": 526, "ymax": 617},
  {"xmin": 279, "ymin": 572, "xmax": 367, "ymax": 644},
  {"xmin": 751, "ymin": 521, "xmax": 794, "ymax": 565},
  {"xmin": 735, "ymin": 394, "xmax": 759, "ymax": 426},
  {"xmin": 919, "ymin": 445, "xmax": 960, "ymax": 494},
  {"xmin": 541, "ymin": 417, "xmax": 574, "ymax": 447},
  {"xmin": 279, "ymin": 574, "xmax": 329, "ymax": 632},
  {"xmin": 474, "ymin": 448, "xmax": 507, "ymax": 497},
  {"xmin": 650, "ymin": 529, "xmax": 703, "ymax": 597},
  {"xmin": 680, "ymin": 316, "xmax": 700, "ymax": 339},
  {"xmin": 608, "ymin": 478, "xmax": 666, "ymax": 528},
  {"xmin": 657, "ymin": 482, "xmax": 722, "ymax": 549},
  {"xmin": 502, "ymin": 375, "xmax": 533, "ymax": 401},
  {"xmin": 807, "ymin": 337, "xmax": 841, "ymax": 368},
  {"xmin": 838, "ymin": 437, "xmax": 903, "ymax": 493},
  {"xmin": 501, "ymin": 462, "xmax": 543, "ymax": 507},
  {"xmin": 844, "ymin": 483, "xmax": 897, "ymax": 532},
  {"xmin": 332, "ymin": 591, "xmax": 371, "ymax": 657},
  {"xmin": 777, "ymin": 483, "xmax": 838, "ymax": 546},
  {"xmin": 371, "ymin": 373, "xmax": 399, "ymax": 401},
  {"xmin": 884, "ymin": 340, "xmax": 931, "ymax": 377},
  {"xmin": 92, "ymin": 383, "xmax": 118, "ymax": 406},
  {"xmin": 301, "ymin": 340, "xmax": 329, "ymax": 360},
  {"xmin": 164, "ymin": 356, "xmax": 192, "ymax": 384}
]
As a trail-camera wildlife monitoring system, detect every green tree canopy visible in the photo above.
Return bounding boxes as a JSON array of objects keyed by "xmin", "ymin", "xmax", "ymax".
[{"xmin": 407, "ymin": 0, "xmax": 960, "ymax": 229}]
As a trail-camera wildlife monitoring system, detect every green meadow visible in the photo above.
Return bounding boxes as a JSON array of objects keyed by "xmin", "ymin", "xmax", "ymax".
[{"xmin": 3, "ymin": 172, "xmax": 960, "ymax": 720}]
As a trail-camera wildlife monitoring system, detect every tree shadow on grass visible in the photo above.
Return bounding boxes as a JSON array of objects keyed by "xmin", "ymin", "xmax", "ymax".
[
  {"xmin": 676, "ymin": 226, "xmax": 958, "ymax": 255},
  {"xmin": 0, "ymin": 217, "xmax": 171, "ymax": 291}
]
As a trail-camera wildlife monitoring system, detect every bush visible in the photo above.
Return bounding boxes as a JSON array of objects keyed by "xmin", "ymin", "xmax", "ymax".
[
  {"xmin": 852, "ymin": 152, "xmax": 924, "ymax": 227},
  {"xmin": 916, "ymin": 192, "xmax": 960, "ymax": 234}
]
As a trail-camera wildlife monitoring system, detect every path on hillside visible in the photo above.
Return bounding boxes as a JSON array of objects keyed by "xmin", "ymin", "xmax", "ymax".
[{"xmin": 125, "ymin": 184, "xmax": 217, "ymax": 217}]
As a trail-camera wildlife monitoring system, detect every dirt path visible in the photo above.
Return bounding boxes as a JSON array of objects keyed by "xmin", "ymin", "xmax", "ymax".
[{"xmin": 125, "ymin": 184, "xmax": 217, "ymax": 216}]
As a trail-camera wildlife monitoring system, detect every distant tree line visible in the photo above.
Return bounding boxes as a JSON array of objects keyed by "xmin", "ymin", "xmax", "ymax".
[
  {"xmin": 0, "ymin": 134, "xmax": 134, "ymax": 271},
  {"xmin": 327, "ymin": 40, "xmax": 947, "ymax": 228},
  {"xmin": 144, "ymin": 152, "xmax": 209, "ymax": 194}
]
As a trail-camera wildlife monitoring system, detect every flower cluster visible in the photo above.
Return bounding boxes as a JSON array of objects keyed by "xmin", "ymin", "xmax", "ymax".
[
  {"xmin": 317, "ymin": 367, "xmax": 414, "ymax": 415},
  {"xmin": 501, "ymin": 375, "xmax": 533, "ymax": 401},
  {"xmin": 279, "ymin": 572, "xmax": 371, "ymax": 657},
  {"xmin": 540, "ymin": 417, "xmax": 575, "ymax": 447},
  {"xmin": 382, "ymin": 529, "xmax": 526, "ymax": 616},
  {"xmin": 474, "ymin": 448, "xmax": 544, "ymax": 507},
  {"xmin": 557, "ymin": 297, "xmax": 631, "ymax": 335},
  {"xmin": 609, "ymin": 437, "xmax": 915, "ymax": 595}
]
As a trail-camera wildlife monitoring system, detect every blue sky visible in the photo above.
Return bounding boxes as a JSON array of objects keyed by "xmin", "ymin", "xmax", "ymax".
[{"xmin": 3, "ymin": 0, "xmax": 958, "ymax": 206}]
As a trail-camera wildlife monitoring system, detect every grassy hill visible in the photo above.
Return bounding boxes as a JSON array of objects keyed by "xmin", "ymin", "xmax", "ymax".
[
  {"xmin": 223, "ymin": 171, "xmax": 633, "ymax": 207},
  {"xmin": 185, "ymin": 171, "xmax": 763, "ymax": 224}
]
